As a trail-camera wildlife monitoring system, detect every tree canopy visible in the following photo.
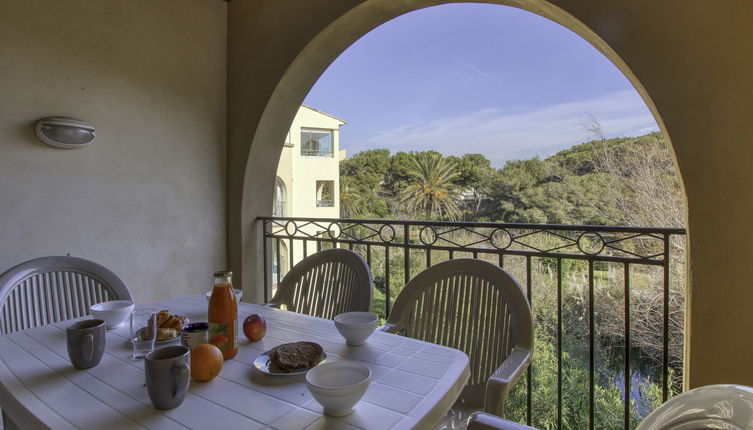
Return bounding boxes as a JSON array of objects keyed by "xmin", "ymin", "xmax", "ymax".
[
  {"xmin": 398, "ymin": 152, "xmax": 462, "ymax": 220},
  {"xmin": 339, "ymin": 132, "xmax": 684, "ymax": 228}
]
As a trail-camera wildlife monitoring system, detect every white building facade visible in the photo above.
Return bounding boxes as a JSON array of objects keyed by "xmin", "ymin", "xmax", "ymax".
[{"xmin": 272, "ymin": 105, "xmax": 346, "ymax": 278}]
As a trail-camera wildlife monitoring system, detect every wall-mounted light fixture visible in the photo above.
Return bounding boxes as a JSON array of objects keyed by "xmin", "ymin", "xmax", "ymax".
[{"xmin": 34, "ymin": 117, "xmax": 95, "ymax": 149}]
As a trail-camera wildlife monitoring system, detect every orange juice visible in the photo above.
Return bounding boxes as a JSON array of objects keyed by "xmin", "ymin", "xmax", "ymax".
[{"xmin": 208, "ymin": 271, "xmax": 238, "ymax": 360}]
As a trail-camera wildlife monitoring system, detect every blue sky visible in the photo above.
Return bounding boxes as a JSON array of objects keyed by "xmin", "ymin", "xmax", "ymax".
[{"xmin": 303, "ymin": 4, "xmax": 658, "ymax": 167}]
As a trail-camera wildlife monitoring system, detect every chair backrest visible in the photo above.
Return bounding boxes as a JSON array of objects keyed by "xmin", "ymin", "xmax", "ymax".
[
  {"xmin": 386, "ymin": 259, "xmax": 533, "ymax": 397},
  {"xmin": 636, "ymin": 384, "xmax": 753, "ymax": 430},
  {"xmin": 0, "ymin": 256, "xmax": 132, "ymax": 334},
  {"xmin": 270, "ymin": 248, "xmax": 372, "ymax": 319}
]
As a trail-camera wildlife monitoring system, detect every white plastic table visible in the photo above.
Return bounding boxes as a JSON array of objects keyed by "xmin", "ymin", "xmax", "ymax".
[{"xmin": 0, "ymin": 296, "xmax": 470, "ymax": 430}]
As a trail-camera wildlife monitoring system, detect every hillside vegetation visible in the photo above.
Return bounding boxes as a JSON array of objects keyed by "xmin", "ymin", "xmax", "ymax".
[
  {"xmin": 338, "ymin": 131, "xmax": 685, "ymax": 428},
  {"xmin": 340, "ymin": 131, "xmax": 683, "ymax": 229}
]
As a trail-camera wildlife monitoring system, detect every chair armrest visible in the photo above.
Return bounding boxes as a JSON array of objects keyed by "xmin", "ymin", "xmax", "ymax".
[
  {"xmin": 262, "ymin": 302, "xmax": 282, "ymax": 309},
  {"xmin": 468, "ymin": 412, "xmax": 539, "ymax": 430},
  {"xmin": 484, "ymin": 347, "xmax": 532, "ymax": 416},
  {"xmin": 378, "ymin": 323, "xmax": 399, "ymax": 333}
]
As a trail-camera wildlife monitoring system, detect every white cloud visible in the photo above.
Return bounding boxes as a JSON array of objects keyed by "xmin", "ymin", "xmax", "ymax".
[{"xmin": 351, "ymin": 90, "xmax": 658, "ymax": 167}]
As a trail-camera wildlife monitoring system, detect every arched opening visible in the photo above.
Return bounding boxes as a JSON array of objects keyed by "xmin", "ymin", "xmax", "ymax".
[
  {"xmin": 234, "ymin": 2, "xmax": 693, "ymax": 425},
  {"xmin": 238, "ymin": 0, "xmax": 683, "ymax": 284}
]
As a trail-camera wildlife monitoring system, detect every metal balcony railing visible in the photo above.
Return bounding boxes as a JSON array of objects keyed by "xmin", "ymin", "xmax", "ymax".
[
  {"xmin": 257, "ymin": 216, "xmax": 687, "ymax": 430},
  {"xmin": 316, "ymin": 199, "xmax": 334, "ymax": 207},
  {"xmin": 301, "ymin": 148, "xmax": 333, "ymax": 157}
]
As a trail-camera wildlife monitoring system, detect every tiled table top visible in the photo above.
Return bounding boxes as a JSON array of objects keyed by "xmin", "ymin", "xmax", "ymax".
[{"xmin": 0, "ymin": 296, "xmax": 470, "ymax": 430}]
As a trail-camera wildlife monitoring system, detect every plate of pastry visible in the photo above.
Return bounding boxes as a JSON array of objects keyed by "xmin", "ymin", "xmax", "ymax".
[
  {"xmin": 154, "ymin": 310, "xmax": 189, "ymax": 343},
  {"xmin": 254, "ymin": 341, "xmax": 326, "ymax": 376}
]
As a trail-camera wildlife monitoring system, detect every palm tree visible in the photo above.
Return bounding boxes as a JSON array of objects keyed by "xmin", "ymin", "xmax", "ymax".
[
  {"xmin": 339, "ymin": 176, "xmax": 361, "ymax": 218},
  {"xmin": 399, "ymin": 152, "xmax": 462, "ymax": 220}
]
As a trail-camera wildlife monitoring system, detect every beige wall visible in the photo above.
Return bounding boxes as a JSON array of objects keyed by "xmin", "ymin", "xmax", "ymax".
[
  {"xmin": 0, "ymin": 0, "xmax": 227, "ymax": 303},
  {"xmin": 228, "ymin": 0, "xmax": 753, "ymax": 388}
]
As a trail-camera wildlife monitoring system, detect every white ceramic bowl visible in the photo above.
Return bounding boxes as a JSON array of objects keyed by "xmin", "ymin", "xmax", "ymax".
[
  {"xmin": 89, "ymin": 300, "xmax": 135, "ymax": 329},
  {"xmin": 334, "ymin": 312, "xmax": 378, "ymax": 346},
  {"xmin": 205, "ymin": 289, "xmax": 243, "ymax": 302},
  {"xmin": 306, "ymin": 361, "xmax": 371, "ymax": 416}
]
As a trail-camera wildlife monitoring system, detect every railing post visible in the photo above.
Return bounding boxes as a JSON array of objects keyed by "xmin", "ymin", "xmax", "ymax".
[
  {"xmin": 589, "ymin": 259, "xmax": 595, "ymax": 430},
  {"xmin": 662, "ymin": 233, "xmax": 670, "ymax": 401},
  {"xmin": 385, "ymin": 246, "xmax": 391, "ymax": 318},
  {"xmin": 289, "ymin": 237, "xmax": 294, "ymax": 273},
  {"xmin": 526, "ymin": 255, "xmax": 532, "ymax": 427},
  {"xmin": 624, "ymin": 262, "xmax": 631, "ymax": 430},
  {"xmin": 275, "ymin": 238, "xmax": 281, "ymax": 287},
  {"xmin": 557, "ymin": 257, "xmax": 562, "ymax": 430},
  {"xmin": 261, "ymin": 218, "xmax": 269, "ymax": 303},
  {"xmin": 404, "ymin": 223, "xmax": 410, "ymax": 287}
]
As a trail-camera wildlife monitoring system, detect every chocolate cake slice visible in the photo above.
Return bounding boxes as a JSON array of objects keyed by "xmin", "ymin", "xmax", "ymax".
[{"xmin": 269, "ymin": 341, "xmax": 324, "ymax": 372}]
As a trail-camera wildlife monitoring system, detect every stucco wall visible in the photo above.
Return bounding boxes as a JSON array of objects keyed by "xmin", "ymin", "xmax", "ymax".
[
  {"xmin": 0, "ymin": 0, "xmax": 227, "ymax": 303},
  {"xmin": 228, "ymin": 0, "xmax": 753, "ymax": 388}
]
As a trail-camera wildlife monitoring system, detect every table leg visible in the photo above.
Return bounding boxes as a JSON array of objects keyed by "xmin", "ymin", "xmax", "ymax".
[{"xmin": 2, "ymin": 410, "xmax": 20, "ymax": 430}]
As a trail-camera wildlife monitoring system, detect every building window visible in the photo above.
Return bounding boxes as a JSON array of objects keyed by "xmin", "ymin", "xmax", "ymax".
[
  {"xmin": 316, "ymin": 181, "xmax": 335, "ymax": 207},
  {"xmin": 301, "ymin": 128, "xmax": 333, "ymax": 157},
  {"xmin": 273, "ymin": 177, "xmax": 286, "ymax": 217}
]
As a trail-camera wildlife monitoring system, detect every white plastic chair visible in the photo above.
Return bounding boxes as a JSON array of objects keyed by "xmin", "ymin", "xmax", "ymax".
[
  {"xmin": 380, "ymin": 258, "xmax": 533, "ymax": 419},
  {"xmin": 467, "ymin": 412, "xmax": 538, "ymax": 430},
  {"xmin": 265, "ymin": 248, "xmax": 372, "ymax": 319},
  {"xmin": 0, "ymin": 256, "xmax": 132, "ymax": 430},
  {"xmin": 467, "ymin": 384, "xmax": 753, "ymax": 430},
  {"xmin": 0, "ymin": 256, "xmax": 132, "ymax": 334},
  {"xmin": 637, "ymin": 384, "xmax": 753, "ymax": 430}
]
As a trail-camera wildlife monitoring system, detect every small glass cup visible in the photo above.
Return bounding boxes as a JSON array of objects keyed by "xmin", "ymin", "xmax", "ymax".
[{"xmin": 130, "ymin": 308, "xmax": 158, "ymax": 359}]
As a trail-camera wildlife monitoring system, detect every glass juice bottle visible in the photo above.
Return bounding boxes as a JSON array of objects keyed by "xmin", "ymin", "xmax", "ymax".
[{"xmin": 208, "ymin": 271, "xmax": 238, "ymax": 360}]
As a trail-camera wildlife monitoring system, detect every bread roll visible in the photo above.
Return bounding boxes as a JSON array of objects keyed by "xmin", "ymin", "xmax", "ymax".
[
  {"xmin": 157, "ymin": 328, "xmax": 178, "ymax": 342},
  {"xmin": 155, "ymin": 311, "xmax": 189, "ymax": 331},
  {"xmin": 156, "ymin": 310, "xmax": 171, "ymax": 327}
]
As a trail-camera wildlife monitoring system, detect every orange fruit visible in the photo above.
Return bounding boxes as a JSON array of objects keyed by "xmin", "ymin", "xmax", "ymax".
[{"xmin": 190, "ymin": 343, "xmax": 223, "ymax": 382}]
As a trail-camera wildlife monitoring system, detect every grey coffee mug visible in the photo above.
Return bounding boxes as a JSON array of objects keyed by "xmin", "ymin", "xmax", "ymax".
[
  {"xmin": 66, "ymin": 319, "xmax": 106, "ymax": 370},
  {"xmin": 145, "ymin": 346, "xmax": 191, "ymax": 410}
]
